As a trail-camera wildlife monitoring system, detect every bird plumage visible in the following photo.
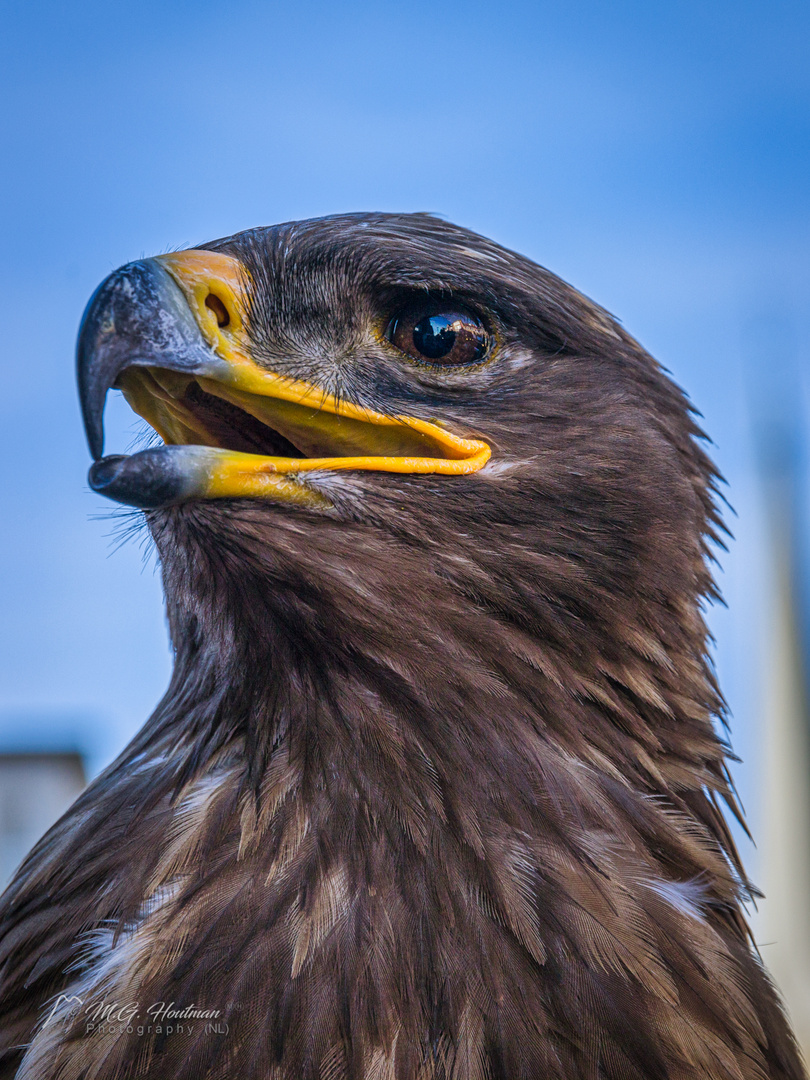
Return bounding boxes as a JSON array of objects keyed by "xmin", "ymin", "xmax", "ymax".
[{"xmin": 0, "ymin": 213, "xmax": 803, "ymax": 1080}]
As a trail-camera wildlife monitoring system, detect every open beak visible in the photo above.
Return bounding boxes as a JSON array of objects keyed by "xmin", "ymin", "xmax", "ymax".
[{"xmin": 76, "ymin": 250, "xmax": 491, "ymax": 510}]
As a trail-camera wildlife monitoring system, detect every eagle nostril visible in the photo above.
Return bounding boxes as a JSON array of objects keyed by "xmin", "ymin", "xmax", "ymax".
[{"xmin": 205, "ymin": 293, "xmax": 230, "ymax": 328}]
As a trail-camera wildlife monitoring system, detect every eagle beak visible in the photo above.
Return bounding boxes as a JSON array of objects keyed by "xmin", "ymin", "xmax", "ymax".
[{"xmin": 77, "ymin": 250, "xmax": 491, "ymax": 509}]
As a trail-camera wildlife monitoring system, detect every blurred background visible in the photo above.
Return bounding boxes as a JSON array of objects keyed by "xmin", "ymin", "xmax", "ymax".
[{"xmin": 0, "ymin": 0, "xmax": 808, "ymax": 1052}]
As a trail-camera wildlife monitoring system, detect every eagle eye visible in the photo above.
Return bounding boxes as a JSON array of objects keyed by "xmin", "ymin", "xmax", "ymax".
[{"xmin": 386, "ymin": 303, "xmax": 489, "ymax": 366}]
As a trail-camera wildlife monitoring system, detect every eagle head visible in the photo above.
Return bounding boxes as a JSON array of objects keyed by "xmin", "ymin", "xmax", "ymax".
[{"xmin": 78, "ymin": 212, "xmax": 719, "ymax": 773}]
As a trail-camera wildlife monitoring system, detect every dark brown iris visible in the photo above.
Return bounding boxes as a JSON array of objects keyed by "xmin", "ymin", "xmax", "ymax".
[{"xmin": 387, "ymin": 303, "xmax": 489, "ymax": 366}]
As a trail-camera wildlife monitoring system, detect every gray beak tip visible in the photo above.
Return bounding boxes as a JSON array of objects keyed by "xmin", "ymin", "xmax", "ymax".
[{"xmin": 76, "ymin": 258, "xmax": 215, "ymax": 466}]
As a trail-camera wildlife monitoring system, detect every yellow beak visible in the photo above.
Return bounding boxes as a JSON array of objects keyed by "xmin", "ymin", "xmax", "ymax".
[{"xmin": 116, "ymin": 250, "xmax": 490, "ymax": 503}]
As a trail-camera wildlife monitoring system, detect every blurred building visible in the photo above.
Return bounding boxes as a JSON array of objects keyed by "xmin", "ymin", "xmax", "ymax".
[
  {"xmin": 0, "ymin": 712, "xmax": 90, "ymax": 890},
  {"xmin": 0, "ymin": 752, "xmax": 86, "ymax": 889},
  {"xmin": 748, "ymin": 317, "xmax": 810, "ymax": 1056}
]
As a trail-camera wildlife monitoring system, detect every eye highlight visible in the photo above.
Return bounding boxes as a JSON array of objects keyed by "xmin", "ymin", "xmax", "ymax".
[{"xmin": 386, "ymin": 302, "xmax": 490, "ymax": 367}]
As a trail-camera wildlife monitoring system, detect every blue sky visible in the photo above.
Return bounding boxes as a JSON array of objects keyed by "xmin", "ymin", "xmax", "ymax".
[{"xmin": 0, "ymin": 0, "xmax": 808, "ymax": 862}]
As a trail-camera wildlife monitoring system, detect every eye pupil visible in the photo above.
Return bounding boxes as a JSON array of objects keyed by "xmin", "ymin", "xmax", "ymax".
[{"xmin": 413, "ymin": 314, "xmax": 457, "ymax": 359}]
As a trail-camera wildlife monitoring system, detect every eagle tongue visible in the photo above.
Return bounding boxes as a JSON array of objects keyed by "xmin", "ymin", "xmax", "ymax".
[{"xmin": 181, "ymin": 381, "xmax": 307, "ymax": 459}]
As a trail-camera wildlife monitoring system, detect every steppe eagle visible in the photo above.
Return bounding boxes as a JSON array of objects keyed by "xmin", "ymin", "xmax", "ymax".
[{"xmin": 0, "ymin": 213, "xmax": 803, "ymax": 1080}]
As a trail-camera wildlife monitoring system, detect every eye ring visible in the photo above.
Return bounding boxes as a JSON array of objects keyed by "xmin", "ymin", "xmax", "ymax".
[{"xmin": 386, "ymin": 301, "xmax": 491, "ymax": 367}]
